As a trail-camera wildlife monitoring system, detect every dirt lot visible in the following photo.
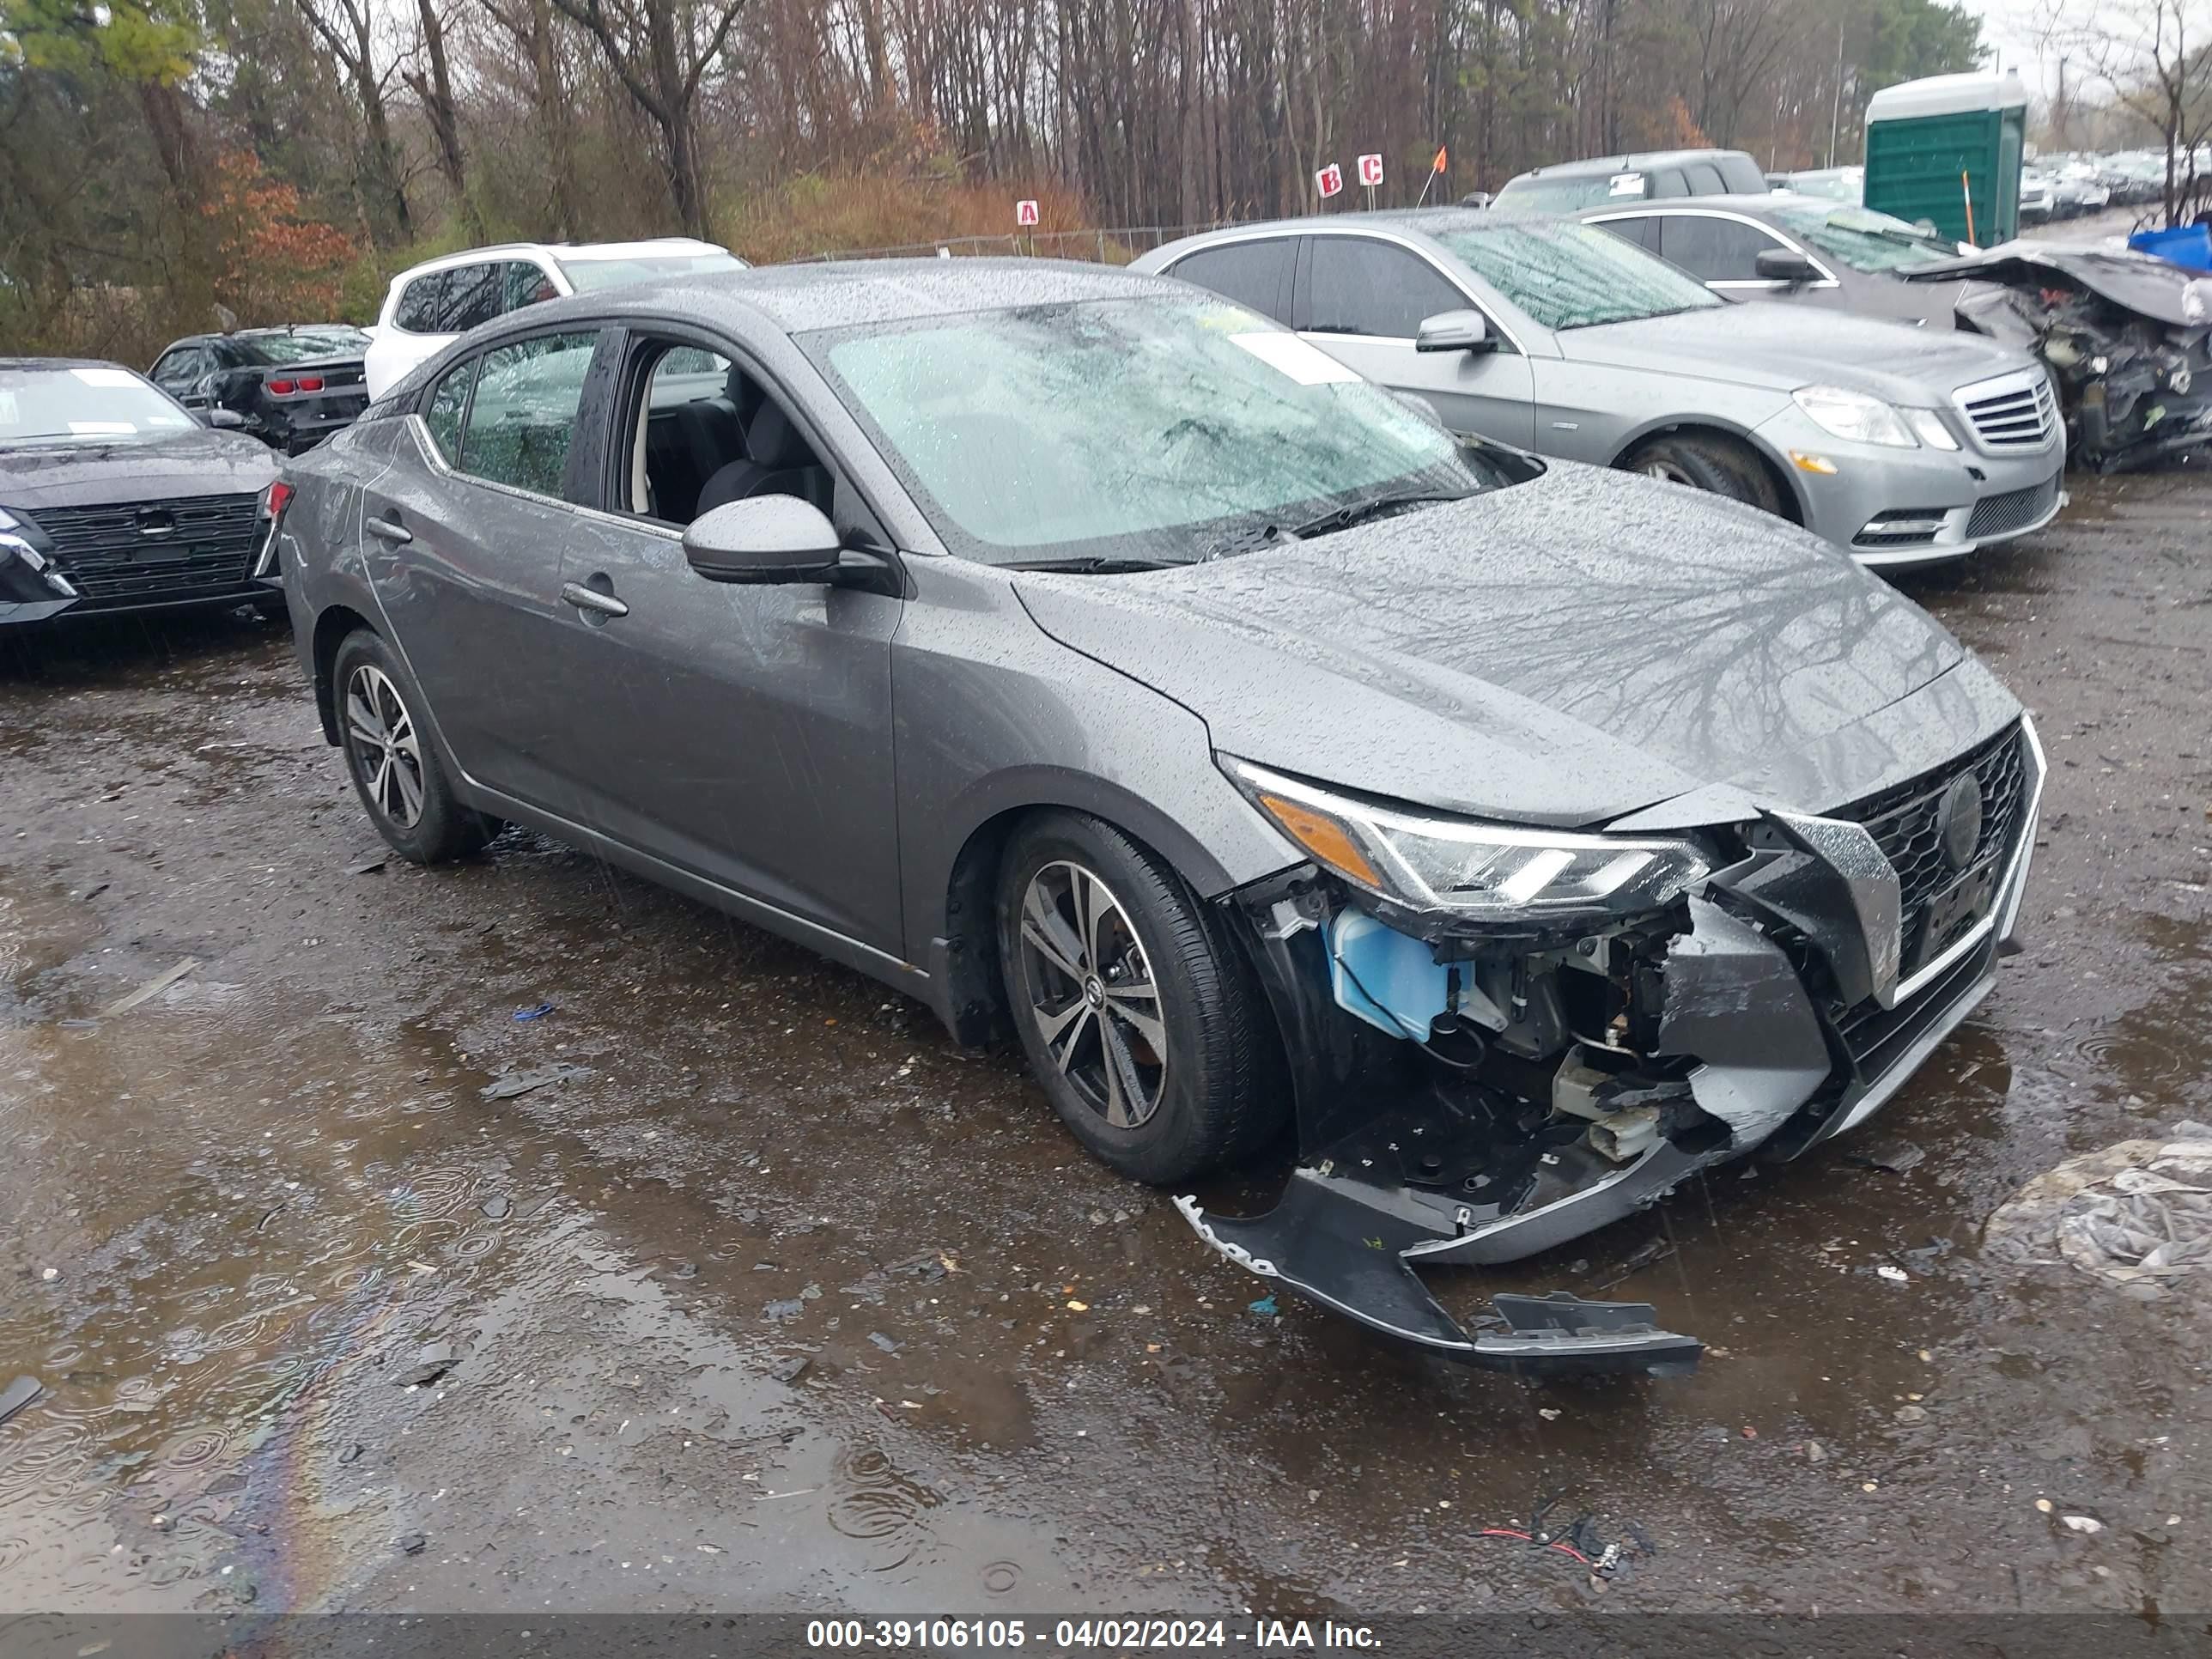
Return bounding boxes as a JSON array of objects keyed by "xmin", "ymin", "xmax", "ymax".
[{"xmin": 3, "ymin": 466, "xmax": 2209, "ymax": 1620}]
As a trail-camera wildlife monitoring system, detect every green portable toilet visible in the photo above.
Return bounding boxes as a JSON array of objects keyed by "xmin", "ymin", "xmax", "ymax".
[{"xmin": 1863, "ymin": 70, "xmax": 2028, "ymax": 247}]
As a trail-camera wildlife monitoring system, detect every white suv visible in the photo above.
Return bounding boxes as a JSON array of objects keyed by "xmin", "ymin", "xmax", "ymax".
[{"xmin": 362, "ymin": 239, "xmax": 745, "ymax": 400}]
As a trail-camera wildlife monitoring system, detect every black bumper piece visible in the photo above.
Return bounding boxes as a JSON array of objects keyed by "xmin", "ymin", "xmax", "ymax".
[{"xmin": 1176, "ymin": 1170, "xmax": 1703, "ymax": 1377}]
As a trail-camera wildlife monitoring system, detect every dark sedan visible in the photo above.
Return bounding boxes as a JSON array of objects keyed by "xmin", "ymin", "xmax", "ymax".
[
  {"xmin": 150, "ymin": 325, "xmax": 372, "ymax": 453},
  {"xmin": 276, "ymin": 263, "xmax": 2043, "ymax": 1376},
  {"xmin": 2, "ymin": 358, "xmax": 284, "ymax": 626},
  {"xmin": 1581, "ymin": 192, "xmax": 1978, "ymax": 329}
]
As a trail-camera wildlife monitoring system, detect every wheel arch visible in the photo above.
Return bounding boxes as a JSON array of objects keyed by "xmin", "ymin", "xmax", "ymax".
[
  {"xmin": 922, "ymin": 772, "xmax": 1285, "ymax": 1048},
  {"xmin": 311, "ymin": 603, "xmax": 378, "ymax": 745},
  {"xmin": 1609, "ymin": 418, "xmax": 1807, "ymax": 527}
]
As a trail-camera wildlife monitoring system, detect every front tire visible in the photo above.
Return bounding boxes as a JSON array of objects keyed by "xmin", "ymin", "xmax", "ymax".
[
  {"xmin": 332, "ymin": 629, "xmax": 495, "ymax": 864},
  {"xmin": 996, "ymin": 812, "xmax": 1282, "ymax": 1185},
  {"xmin": 1625, "ymin": 433, "xmax": 1784, "ymax": 516}
]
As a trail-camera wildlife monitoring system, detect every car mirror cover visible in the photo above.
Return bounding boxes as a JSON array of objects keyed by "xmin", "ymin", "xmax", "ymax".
[{"xmin": 682, "ymin": 495, "xmax": 842, "ymax": 584}]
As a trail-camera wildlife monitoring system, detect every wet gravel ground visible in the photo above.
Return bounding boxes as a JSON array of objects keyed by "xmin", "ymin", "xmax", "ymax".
[{"xmin": 3, "ymin": 467, "xmax": 2209, "ymax": 1619}]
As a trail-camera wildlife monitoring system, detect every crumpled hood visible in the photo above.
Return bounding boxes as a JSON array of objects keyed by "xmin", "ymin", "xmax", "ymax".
[
  {"xmin": 0, "ymin": 429, "xmax": 277, "ymax": 511},
  {"xmin": 1016, "ymin": 465, "xmax": 1975, "ymax": 827},
  {"xmin": 1567, "ymin": 301, "xmax": 2035, "ymax": 402}
]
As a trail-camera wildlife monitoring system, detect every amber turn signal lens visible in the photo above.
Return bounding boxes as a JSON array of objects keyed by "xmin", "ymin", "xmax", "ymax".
[{"xmin": 1256, "ymin": 793, "xmax": 1381, "ymax": 887}]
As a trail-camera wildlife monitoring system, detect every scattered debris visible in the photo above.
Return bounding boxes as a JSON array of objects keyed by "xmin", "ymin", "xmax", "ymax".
[
  {"xmin": 1806, "ymin": 1441, "xmax": 1826, "ymax": 1462},
  {"xmin": 513, "ymin": 1002, "xmax": 556, "ymax": 1022},
  {"xmin": 1876, "ymin": 1265, "xmax": 1910, "ymax": 1283},
  {"xmin": 672, "ymin": 1261, "xmax": 699, "ymax": 1280},
  {"xmin": 1844, "ymin": 1140, "xmax": 1926, "ymax": 1175},
  {"xmin": 396, "ymin": 1343, "xmax": 455, "ymax": 1388},
  {"xmin": 2036, "ymin": 1498, "xmax": 2055, "ymax": 1513},
  {"xmin": 480, "ymin": 1196, "xmax": 511, "ymax": 1220},
  {"xmin": 76, "ymin": 883, "xmax": 109, "ymax": 902},
  {"xmin": 1248, "ymin": 1296, "xmax": 1279, "ymax": 1317},
  {"xmin": 1986, "ymin": 1135, "xmax": 2212, "ymax": 1293},
  {"xmin": 479, "ymin": 1064, "xmax": 590, "ymax": 1100},
  {"xmin": 0, "ymin": 1376, "xmax": 44, "ymax": 1426},
  {"xmin": 2063, "ymin": 1514, "xmax": 2106, "ymax": 1534},
  {"xmin": 867, "ymin": 1332, "xmax": 898, "ymax": 1353},
  {"xmin": 338, "ymin": 1443, "xmax": 365, "ymax": 1466},
  {"xmin": 1065, "ymin": 1298, "xmax": 1089, "ymax": 1312},
  {"xmin": 770, "ymin": 1355, "xmax": 812, "ymax": 1384},
  {"xmin": 763, "ymin": 1299, "xmax": 805, "ymax": 1322},
  {"xmin": 100, "ymin": 957, "xmax": 199, "ymax": 1018},
  {"xmin": 397, "ymin": 1533, "xmax": 428, "ymax": 1556},
  {"xmin": 348, "ymin": 856, "xmax": 387, "ymax": 877},
  {"xmin": 1895, "ymin": 1405, "xmax": 1929, "ymax": 1425}
]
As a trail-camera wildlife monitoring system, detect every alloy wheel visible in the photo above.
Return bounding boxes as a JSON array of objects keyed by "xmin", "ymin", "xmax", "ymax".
[
  {"xmin": 1641, "ymin": 457, "xmax": 1698, "ymax": 486},
  {"xmin": 1016, "ymin": 860, "xmax": 1168, "ymax": 1129},
  {"xmin": 343, "ymin": 663, "xmax": 426, "ymax": 829}
]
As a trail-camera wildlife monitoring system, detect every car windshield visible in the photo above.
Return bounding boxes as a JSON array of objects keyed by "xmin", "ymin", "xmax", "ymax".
[
  {"xmin": 234, "ymin": 327, "xmax": 368, "ymax": 364},
  {"xmin": 1772, "ymin": 204, "xmax": 1955, "ymax": 272},
  {"xmin": 554, "ymin": 251, "xmax": 744, "ymax": 292},
  {"xmin": 810, "ymin": 296, "xmax": 1504, "ymax": 566},
  {"xmin": 0, "ymin": 364, "xmax": 198, "ymax": 447},
  {"xmin": 1784, "ymin": 170, "xmax": 1863, "ymax": 204},
  {"xmin": 1433, "ymin": 220, "xmax": 1722, "ymax": 329}
]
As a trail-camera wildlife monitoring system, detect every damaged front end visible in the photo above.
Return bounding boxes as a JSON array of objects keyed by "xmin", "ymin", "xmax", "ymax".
[
  {"xmin": 1905, "ymin": 244, "xmax": 2212, "ymax": 473},
  {"xmin": 1181, "ymin": 723, "xmax": 2046, "ymax": 1376}
]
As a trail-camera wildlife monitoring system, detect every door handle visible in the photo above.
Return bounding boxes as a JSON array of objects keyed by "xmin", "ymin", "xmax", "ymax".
[
  {"xmin": 561, "ymin": 580, "xmax": 629, "ymax": 619},
  {"xmin": 366, "ymin": 516, "xmax": 412, "ymax": 544}
]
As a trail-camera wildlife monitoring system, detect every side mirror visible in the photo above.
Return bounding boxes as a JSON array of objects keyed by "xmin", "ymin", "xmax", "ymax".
[
  {"xmin": 200, "ymin": 407, "xmax": 248, "ymax": 429},
  {"xmin": 1754, "ymin": 248, "xmax": 1820, "ymax": 286},
  {"xmin": 683, "ymin": 495, "xmax": 842, "ymax": 584},
  {"xmin": 1415, "ymin": 309, "xmax": 1498, "ymax": 354}
]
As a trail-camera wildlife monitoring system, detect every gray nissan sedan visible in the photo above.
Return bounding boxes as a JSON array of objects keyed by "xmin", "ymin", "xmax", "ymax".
[
  {"xmin": 276, "ymin": 261, "xmax": 2044, "ymax": 1375},
  {"xmin": 1136, "ymin": 212, "xmax": 2067, "ymax": 568}
]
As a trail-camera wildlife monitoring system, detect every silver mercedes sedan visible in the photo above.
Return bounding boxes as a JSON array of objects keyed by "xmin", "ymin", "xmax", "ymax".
[{"xmin": 1136, "ymin": 211, "xmax": 2068, "ymax": 569}]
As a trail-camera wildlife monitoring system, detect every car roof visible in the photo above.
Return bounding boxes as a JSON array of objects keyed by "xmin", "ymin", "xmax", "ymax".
[
  {"xmin": 0, "ymin": 356, "xmax": 133, "ymax": 374},
  {"xmin": 477, "ymin": 258, "xmax": 1188, "ymax": 337},
  {"xmin": 1506, "ymin": 149, "xmax": 1754, "ymax": 180},
  {"xmin": 386, "ymin": 238, "xmax": 731, "ymax": 283},
  {"xmin": 1578, "ymin": 192, "xmax": 1811, "ymax": 217}
]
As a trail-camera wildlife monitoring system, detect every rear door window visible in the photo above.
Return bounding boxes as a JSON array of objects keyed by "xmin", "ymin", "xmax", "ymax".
[
  {"xmin": 424, "ymin": 357, "xmax": 476, "ymax": 465},
  {"xmin": 457, "ymin": 331, "xmax": 600, "ymax": 499},
  {"xmin": 499, "ymin": 262, "xmax": 560, "ymax": 314},
  {"xmin": 1659, "ymin": 215, "xmax": 1781, "ymax": 282},
  {"xmin": 1681, "ymin": 161, "xmax": 1726, "ymax": 194},
  {"xmin": 393, "ymin": 272, "xmax": 449, "ymax": 333},
  {"xmin": 1165, "ymin": 240, "xmax": 1294, "ymax": 322},
  {"xmin": 1305, "ymin": 237, "xmax": 1469, "ymax": 339},
  {"xmin": 1649, "ymin": 169, "xmax": 1690, "ymax": 198},
  {"xmin": 1594, "ymin": 215, "xmax": 1661, "ymax": 252},
  {"xmin": 439, "ymin": 264, "xmax": 502, "ymax": 333}
]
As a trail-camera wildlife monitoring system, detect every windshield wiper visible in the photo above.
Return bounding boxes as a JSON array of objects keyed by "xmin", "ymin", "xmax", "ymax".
[
  {"xmin": 1003, "ymin": 555, "xmax": 1189, "ymax": 574},
  {"xmin": 1287, "ymin": 490, "xmax": 1467, "ymax": 540}
]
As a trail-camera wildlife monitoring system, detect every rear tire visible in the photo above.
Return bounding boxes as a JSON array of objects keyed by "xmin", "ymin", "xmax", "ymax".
[
  {"xmin": 1625, "ymin": 434, "xmax": 1784, "ymax": 516},
  {"xmin": 996, "ymin": 811, "xmax": 1283, "ymax": 1185},
  {"xmin": 332, "ymin": 629, "xmax": 496, "ymax": 864}
]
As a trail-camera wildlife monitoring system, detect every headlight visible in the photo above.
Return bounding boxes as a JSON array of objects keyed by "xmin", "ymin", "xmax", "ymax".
[
  {"xmin": 1902, "ymin": 408, "xmax": 1959, "ymax": 451},
  {"xmin": 1793, "ymin": 385, "xmax": 1917, "ymax": 447},
  {"xmin": 1224, "ymin": 759, "xmax": 1711, "ymax": 924}
]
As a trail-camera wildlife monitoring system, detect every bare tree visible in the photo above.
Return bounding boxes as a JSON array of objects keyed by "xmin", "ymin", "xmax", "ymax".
[
  {"xmin": 295, "ymin": 0, "xmax": 414, "ymax": 240},
  {"xmin": 2038, "ymin": 0, "xmax": 2212, "ymax": 226},
  {"xmin": 549, "ymin": 0, "xmax": 752, "ymax": 238},
  {"xmin": 403, "ymin": 0, "xmax": 484, "ymax": 234}
]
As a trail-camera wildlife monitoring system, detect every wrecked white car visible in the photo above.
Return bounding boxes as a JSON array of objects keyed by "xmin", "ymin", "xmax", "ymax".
[{"xmin": 276, "ymin": 263, "xmax": 2044, "ymax": 1379}]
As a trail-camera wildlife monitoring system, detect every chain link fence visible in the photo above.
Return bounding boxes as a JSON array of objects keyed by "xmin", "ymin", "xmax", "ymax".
[{"xmin": 792, "ymin": 223, "xmax": 1234, "ymax": 265}]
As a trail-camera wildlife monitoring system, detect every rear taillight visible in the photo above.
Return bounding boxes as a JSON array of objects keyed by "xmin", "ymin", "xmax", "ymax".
[
  {"xmin": 266, "ymin": 378, "xmax": 296, "ymax": 395},
  {"xmin": 261, "ymin": 480, "xmax": 295, "ymax": 521},
  {"xmin": 254, "ymin": 479, "xmax": 294, "ymax": 579},
  {"xmin": 296, "ymin": 376, "xmax": 324, "ymax": 393}
]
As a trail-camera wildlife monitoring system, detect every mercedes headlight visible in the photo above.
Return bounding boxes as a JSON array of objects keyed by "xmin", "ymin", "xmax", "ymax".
[
  {"xmin": 1793, "ymin": 385, "xmax": 1917, "ymax": 448},
  {"xmin": 1224, "ymin": 759, "xmax": 1711, "ymax": 924}
]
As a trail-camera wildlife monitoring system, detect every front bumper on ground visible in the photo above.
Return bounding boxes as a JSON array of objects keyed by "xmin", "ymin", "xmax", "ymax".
[
  {"xmin": 1178, "ymin": 722, "xmax": 2046, "ymax": 1376},
  {"xmin": 1757, "ymin": 403, "xmax": 2068, "ymax": 568}
]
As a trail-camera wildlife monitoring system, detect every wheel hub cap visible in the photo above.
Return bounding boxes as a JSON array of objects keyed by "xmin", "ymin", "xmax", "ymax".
[
  {"xmin": 1016, "ymin": 861, "xmax": 1168, "ymax": 1130},
  {"xmin": 343, "ymin": 663, "xmax": 426, "ymax": 830}
]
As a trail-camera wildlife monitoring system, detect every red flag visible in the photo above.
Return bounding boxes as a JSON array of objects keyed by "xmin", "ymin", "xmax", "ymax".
[{"xmin": 1431, "ymin": 146, "xmax": 1449, "ymax": 173}]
